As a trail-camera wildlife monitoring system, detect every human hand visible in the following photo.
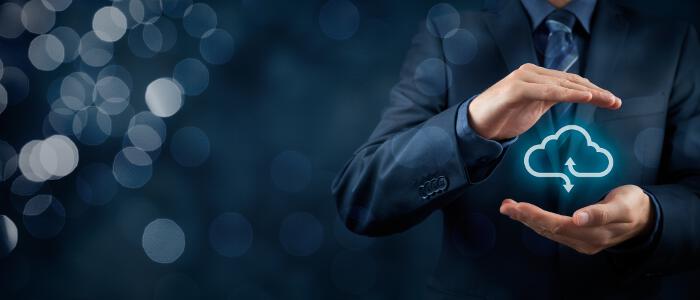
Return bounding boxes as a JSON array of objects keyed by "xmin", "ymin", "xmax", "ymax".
[
  {"xmin": 499, "ymin": 185, "xmax": 654, "ymax": 255},
  {"xmin": 468, "ymin": 63, "xmax": 621, "ymax": 140}
]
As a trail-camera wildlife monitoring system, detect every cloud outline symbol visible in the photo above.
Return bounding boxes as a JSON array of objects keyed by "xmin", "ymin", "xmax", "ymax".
[{"xmin": 523, "ymin": 125, "xmax": 613, "ymax": 192}]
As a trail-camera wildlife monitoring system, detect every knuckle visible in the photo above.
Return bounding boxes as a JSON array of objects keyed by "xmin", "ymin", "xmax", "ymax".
[{"xmin": 519, "ymin": 63, "xmax": 535, "ymax": 70}]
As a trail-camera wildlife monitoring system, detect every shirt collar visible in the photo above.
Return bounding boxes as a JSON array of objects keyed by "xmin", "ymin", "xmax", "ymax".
[{"xmin": 520, "ymin": 0, "xmax": 597, "ymax": 33}]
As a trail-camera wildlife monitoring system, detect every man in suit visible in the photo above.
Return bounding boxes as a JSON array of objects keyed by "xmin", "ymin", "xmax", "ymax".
[{"xmin": 332, "ymin": 0, "xmax": 700, "ymax": 298}]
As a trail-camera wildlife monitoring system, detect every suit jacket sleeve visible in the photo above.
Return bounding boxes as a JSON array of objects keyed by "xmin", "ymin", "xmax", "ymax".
[
  {"xmin": 631, "ymin": 24, "xmax": 700, "ymax": 275},
  {"xmin": 331, "ymin": 23, "xmax": 508, "ymax": 236}
]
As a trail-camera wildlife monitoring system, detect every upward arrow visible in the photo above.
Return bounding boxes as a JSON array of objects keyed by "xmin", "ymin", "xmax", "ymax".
[{"xmin": 565, "ymin": 158, "xmax": 576, "ymax": 168}]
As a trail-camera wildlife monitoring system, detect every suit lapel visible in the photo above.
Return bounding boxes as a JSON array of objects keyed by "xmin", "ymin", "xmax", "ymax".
[
  {"xmin": 560, "ymin": 0, "xmax": 630, "ymax": 211},
  {"xmin": 575, "ymin": 0, "xmax": 629, "ymax": 126},
  {"xmin": 485, "ymin": 0, "xmax": 562, "ymax": 175}
]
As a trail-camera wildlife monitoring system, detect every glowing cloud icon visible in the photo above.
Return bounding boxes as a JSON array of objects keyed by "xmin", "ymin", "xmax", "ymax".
[{"xmin": 524, "ymin": 125, "xmax": 613, "ymax": 192}]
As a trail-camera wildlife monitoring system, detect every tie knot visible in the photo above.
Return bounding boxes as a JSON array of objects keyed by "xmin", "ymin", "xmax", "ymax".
[{"xmin": 545, "ymin": 9, "xmax": 577, "ymax": 33}]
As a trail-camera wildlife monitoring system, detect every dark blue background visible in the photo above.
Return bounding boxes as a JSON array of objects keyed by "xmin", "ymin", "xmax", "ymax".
[{"xmin": 0, "ymin": 0, "xmax": 699, "ymax": 299}]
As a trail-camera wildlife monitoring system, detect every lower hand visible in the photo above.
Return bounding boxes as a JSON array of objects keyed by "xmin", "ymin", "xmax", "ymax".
[
  {"xmin": 499, "ymin": 185, "xmax": 654, "ymax": 255},
  {"xmin": 468, "ymin": 63, "xmax": 621, "ymax": 140}
]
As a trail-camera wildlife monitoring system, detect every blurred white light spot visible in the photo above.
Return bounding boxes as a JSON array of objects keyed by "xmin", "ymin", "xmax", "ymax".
[
  {"xmin": 0, "ymin": 140, "xmax": 17, "ymax": 181},
  {"xmin": 76, "ymin": 163, "xmax": 118, "ymax": 206},
  {"xmin": 129, "ymin": 111, "xmax": 167, "ymax": 143},
  {"xmin": 199, "ymin": 29, "xmax": 234, "ymax": 65},
  {"xmin": 72, "ymin": 106, "xmax": 112, "ymax": 145},
  {"xmin": 318, "ymin": 0, "xmax": 360, "ymax": 40},
  {"xmin": 128, "ymin": 124, "xmax": 162, "ymax": 151},
  {"xmin": 634, "ymin": 127, "xmax": 664, "ymax": 168},
  {"xmin": 209, "ymin": 212, "xmax": 253, "ymax": 257},
  {"xmin": 51, "ymin": 26, "xmax": 81, "ymax": 62},
  {"xmin": 279, "ymin": 212, "xmax": 324, "ymax": 256},
  {"xmin": 130, "ymin": 0, "xmax": 162, "ymax": 25},
  {"xmin": 170, "ymin": 126, "xmax": 210, "ymax": 167},
  {"xmin": 95, "ymin": 75, "xmax": 130, "ymax": 115},
  {"xmin": 142, "ymin": 218, "xmax": 186, "ymax": 264},
  {"xmin": 270, "ymin": 151, "xmax": 312, "ymax": 193},
  {"xmin": 414, "ymin": 58, "xmax": 452, "ymax": 96},
  {"xmin": 426, "ymin": 3, "xmax": 460, "ymax": 38},
  {"xmin": 1, "ymin": 67, "xmax": 30, "ymax": 105},
  {"xmin": 21, "ymin": 0, "xmax": 56, "ymax": 34},
  {"xmin": 113, "ymin": 146, "xmax": 153, "ymax": 188},
  {"xmin": 145, "ymin": 78, "xmax": 183, "ymax": 118},
  {"xmin": 173, "ymin": 58, "xmax": 209, "ymax": 96},
  {"xmin": 18, "ymin": 135, "xmax": 79, "ymax": 183},
  {"xmin": 182, "ymin": 3, "xmax": 217, "ymax": 38},
  {"xmin": 60, "ymin": 72, "xmax": 95, "ymax": 111},
  {"xmin": 28, "ymin": 34, "xmax": 65, "ymax": 71},
  {"xmin": 0, "ymin": 215, "xmax": 18, "ymax": 257},
  {"xmin": 0, "ymin": 3, "xmax": 25, "ymax": 39},
  {"xmin": 23, "ymin": 194, "xmax": 65, "ymax": 239},
  {"xmin": 79, "ymin": 31, "xmax": 114, "ymax": 67},
  {"xmin": 443, "ymin": 29, "xmax": 478, "ymax": 65},
  {"xmin": 42, "ymin": 0, "xmax": 72, "ymax": 12},
  {"xmin": 93, "ymin": 6, "xmax": 128, "ymax": 42}
]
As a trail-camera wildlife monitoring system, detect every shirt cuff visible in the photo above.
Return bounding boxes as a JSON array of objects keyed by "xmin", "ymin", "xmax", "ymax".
[
  {"xmin": 455, "ymin": 96, "xmax": 517, "ymax": 182},
  {"xmin": 606, "ymin": 189, "xmax": 662, "ymax": 254}
]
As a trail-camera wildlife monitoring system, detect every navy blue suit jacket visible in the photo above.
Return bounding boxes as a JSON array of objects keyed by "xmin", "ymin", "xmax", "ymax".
[{"xmin": 333, "ymin": 0, "xmax": 700, "ymax": 298}]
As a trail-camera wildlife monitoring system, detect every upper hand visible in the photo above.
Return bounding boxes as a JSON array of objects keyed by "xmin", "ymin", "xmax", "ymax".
[
  {"xmin": 499, "ymin": 185, "xmax": 654, "ymax": 255},
  {"xmin": 468, "ymin": 63, "xmax": 622, "ymax": 140}
]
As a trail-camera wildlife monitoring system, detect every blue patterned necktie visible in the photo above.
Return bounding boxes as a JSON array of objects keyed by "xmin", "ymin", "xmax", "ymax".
[{"xmin": 544, "ymin": 10, "xmax": 579, "ymax": 127}]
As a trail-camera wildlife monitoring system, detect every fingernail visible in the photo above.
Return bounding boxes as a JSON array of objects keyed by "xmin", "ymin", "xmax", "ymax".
[{"xmin": 576, "ymin": 212, "xmax": 589, "ymax": 225}]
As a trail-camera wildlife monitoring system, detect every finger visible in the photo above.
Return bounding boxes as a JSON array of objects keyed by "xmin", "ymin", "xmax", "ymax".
[
  {"xmin": 573, "ymin": 200, "xmax": 632, "ymax": 227},
  {"xmin": 499, "ymin": 199, "xmax": 518, "ymax": 217},
  {"xmin": 523, "ymin": 64, "xmax": 608, "ymax": 93},
  {"xmin": 519, "ymin": 82, "xmax": 618, "ymax": 109},
  {"xmin": 518, "ymin": 70, "xmax": 611, "ymax": 99},
  {"xmin": 511, "ymin": 202, "xmax": 572, "ymax": 233},
  {"xmin": 519, "ymin": 64, "xmax": 621, "ymax": 109}
]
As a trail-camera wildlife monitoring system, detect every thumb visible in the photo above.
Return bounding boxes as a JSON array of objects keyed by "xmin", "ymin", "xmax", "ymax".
[{"xmin": 573, "ymin": 204, "xmax": 609, "ymax": 227}]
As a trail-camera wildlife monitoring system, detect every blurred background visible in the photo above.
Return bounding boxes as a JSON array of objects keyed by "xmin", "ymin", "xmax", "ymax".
[{"xmin": 0, "ymin": 0, "xmax": 698, "ymax": 299}]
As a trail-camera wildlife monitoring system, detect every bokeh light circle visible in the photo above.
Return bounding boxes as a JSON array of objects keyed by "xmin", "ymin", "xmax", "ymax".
[
  {"xmin": 0, "ymin": 215, "xmax": 18, "ymax": 257},
  {"xmin": 0, "ymin": 3, "xmax": 25, "ymax": 39},
  {"xmin": 318, "ymin": 0, "xmax": 360, "ymax": 40},
  {"xmin": 279, "ymin": 212, "xmax": 324, "ymax": 256},
  {"xmin": 182, "ymin": 3, "xmax": 217, "ymax": 38},
  {"xmin": 443, "ymin": 29, "xmax": 478, "ymax": 65},
  {"xmin": 173, "ymin": 58, "xmax": 209, "ymax": 96},
  {"xmin": 209, "ymin": 212, "xmax": 253, "ymax": 258},
  {"xmin": 113, "ymin": 146, "xmax": 153, "ymax": 188},
  {"xmin": 199, "ymin": 29, "xmax": 235, "ymax": 65},
  {"xmin": 128, "ymin": 124, "xmax": 163, "ymax": 152},
  {"xmin": 42, "ymin": 0, "xmax": 72, "ymax": 12},
  {"xmin": 72, "ymin": 106, "xmax": 112, "ymax": 145},
  {"xmin": 92, "ymin": 6, "xmax": 128, "ymax": 42},
  {"xmin": 60, "ymin": 72, "xmax": 94, "ymax": 111},
  {"xmin": 23, "ymin": 194, "xmax": 66, "ymax": 239},
  {"xmin": 170, "ymin": 126, "xmax": 210, "ymax": 167},
  {"xmin": 0, "ymin": 140, "xmax": 18, "ymax": 181},
  {"xmin": 50, "ymin": 26, "xmax": 81, "ymax": 62},
  {"xmin": 28, "ymin": 34, "xmax": 65, "ymax": 71},
  {"xmin": 0, "ymin": 85, "xmax": 7, "ymax": 115},
  {"xmin": 142, "ymin": 218, "xmax": 186, "ymax": 264},
  {"xmin": 145, "ymin": 78, "xmax": 184, "ymax": 118},
  {"xmin": 79, "ymin": 31, "xmax": 114, "ymax": 67},
  {"xmin": 270, "ymin": 151, "xmax": 312, "ymax": 193},
  {"xmin": 21, "ymin": 0, "xmax": 56, "ymax": 34},
  {"xmin": 425, "ymin": 3, "xmax": 460, "ymax": 38},
  {"xmin": 634, "ymin": 127, "xmax": 664, "ymax": 168},
  {"xmin": 94, "ymin": 75, "xmax": 131, "ymax": 115},
  {"xmin": 414, "ymin": 58, "xmax": 453, "ymax": 96}
]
